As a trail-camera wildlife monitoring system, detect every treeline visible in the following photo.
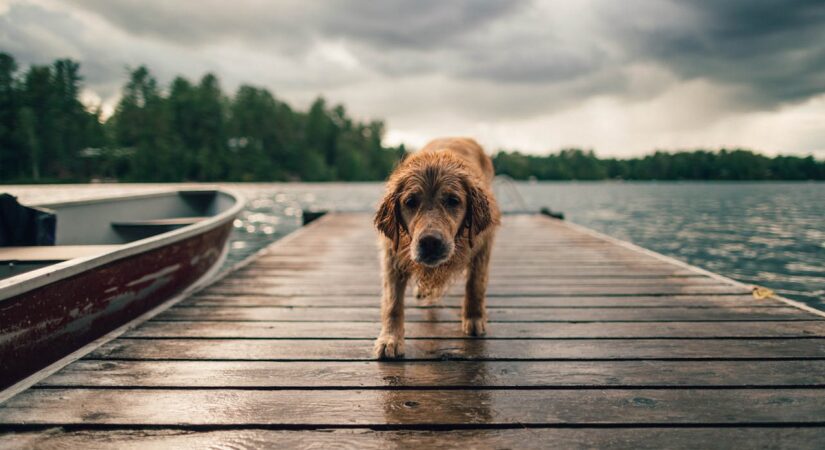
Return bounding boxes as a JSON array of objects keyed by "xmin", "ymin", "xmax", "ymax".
[
  {"xmin": 0, "ymin": 53, "xmax": 403, "ymax": 182},
  {"xmin": 493, "ymin": 149, "xmax": 825, "ymax": 180}
]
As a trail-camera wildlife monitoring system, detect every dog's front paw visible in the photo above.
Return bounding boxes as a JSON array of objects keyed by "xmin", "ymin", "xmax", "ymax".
[
  {"xmin": 373, "ymin": 334, "xmax": 405, "ymax": 359},
  {"xmin": 462, "ymin": 317, "xmax": 487, "ymax": 336}
]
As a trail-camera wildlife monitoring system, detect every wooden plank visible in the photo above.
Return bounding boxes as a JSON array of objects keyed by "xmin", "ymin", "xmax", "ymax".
[
  {"xmin": 183, "ymin": 294, "xmax": 783, "ymax": 308},
  {"xmin": 230, "ymin": 261, "xmax": 714, "ymax": 271},
  {"xmin": 213, "ymin": 276, "xmax": 727, "ymax": 287},
  {"xmin": 201, "ymin": 285, "xmax": 748, "ymax": 296},
  {"xmin": 39, "ymin": 360, "xmax": 825, "ymax": 388},
  {"xmin": 248, "ymin": 258, "xmax": 686, "ymax": 266},
  {"xmin": 126, "ymin": 320, "xmax": 825, "ymax": 339},
  {"xmin": 86, "ymin": 338, "xmax": 825, "ymax": 360},
  {"xmin": 239, "ymin": 263, "xmax": 704, "ymax": 272},
  {"xmin": 249, "ymin": 257, "xmax": 679, "ymax": 265},
  {"xmin": 157, "ymin": 306, "xmax": 812, "ymax": 322},
  {"xmin": 224, "ymin": 271, "xmax": 716, "ymax": 280},
  {"xmin": 259, "ymin": 244, "xmax": 662, "ymax": 251},
  {"xmin": 2, "ymin": 388, "xmax": 825, "ymax": 426},
  {"xmin": 262, "ymin": 245, "xmax": 652, "ymax": 251},
  {"xmin": 215, "ymin": 273, "xmax": 732, "ymax": 288},
  {"xmin": 250, "ymin": 249, "xmax": 686, "ymax": 258},
  {"xmin": 236, "ymin": 268, "xmax": 705, "ymax": 278},
  {"xmin": 3, "ymin": 428, "xmax": 824, "ymax": 450}
]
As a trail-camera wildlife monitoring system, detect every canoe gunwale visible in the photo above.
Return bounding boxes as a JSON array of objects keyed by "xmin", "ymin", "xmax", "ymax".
[{"xmin": 0, "ymin": 188, "xmax": 245, "ymax": 302}]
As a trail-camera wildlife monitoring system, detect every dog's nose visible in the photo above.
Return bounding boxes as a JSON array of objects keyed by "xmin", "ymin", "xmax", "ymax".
[{"xmin": 417, "ymin": 234, "xmax": 447, "ymax": 262}]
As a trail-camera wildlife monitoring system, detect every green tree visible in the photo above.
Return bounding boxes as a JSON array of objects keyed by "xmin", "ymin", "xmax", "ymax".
[
  {"xmin": 110, "ymin": 66, "xmax": 176, "ymax": 181},
  {"xmin": 19, "ymin": 65, "xmax": 56, "ymax": 180},
  {"xmin": 0, "ymin": 53, "xmax": 21, "ymax": 180},
  {"xmin": 228, "ymin": 85, "xmax": 281, "ymax": 180},
  {"xmin": 192, "ymin": 74, "xmax": 228, "ymax": 180}
]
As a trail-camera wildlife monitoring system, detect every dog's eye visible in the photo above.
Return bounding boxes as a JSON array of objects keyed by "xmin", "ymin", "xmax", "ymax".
[
  {"xmin": 444, "ymin": 195, "xmax": 461, "ymax": 207},
  {"xmin": 403, "ymin": 196, "xmax": 419, "ymax": 208}
]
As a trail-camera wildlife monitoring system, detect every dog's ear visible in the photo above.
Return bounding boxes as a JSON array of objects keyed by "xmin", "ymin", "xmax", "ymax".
[
  {"xmin": 375, "ymin": 185, "xmax": 407, "ymax": 251},
  {"xmin": 463, "ymin": 178, "xmax": 493, "ymax": 248}
]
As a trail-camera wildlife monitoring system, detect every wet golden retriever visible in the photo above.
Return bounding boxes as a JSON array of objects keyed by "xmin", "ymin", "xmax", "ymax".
[{"xmin": 373, "ymin": 137, "xmax": 500, "ymax": 359}]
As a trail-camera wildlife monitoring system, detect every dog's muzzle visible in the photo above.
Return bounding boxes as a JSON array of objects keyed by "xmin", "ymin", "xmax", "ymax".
[{"xmin": 414, "ymin": 233, "xmax": 450, "ymax": 266}]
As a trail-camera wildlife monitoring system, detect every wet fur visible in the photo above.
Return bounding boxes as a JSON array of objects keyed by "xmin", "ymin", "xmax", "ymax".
[{"xmin": 373, "ymin": 137, "xmax": 500, "ymax": 359}]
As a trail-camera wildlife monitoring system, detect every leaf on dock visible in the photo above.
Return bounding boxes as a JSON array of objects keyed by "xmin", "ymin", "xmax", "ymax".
[{"xmin": 752, "ymin": 286, "xmax": 776, "ymax": 299}]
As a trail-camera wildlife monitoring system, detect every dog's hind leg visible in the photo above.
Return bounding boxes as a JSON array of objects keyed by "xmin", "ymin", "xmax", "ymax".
[{"xmin": 462, "ymin": 237, "xmax": 492, "ymax": 336}]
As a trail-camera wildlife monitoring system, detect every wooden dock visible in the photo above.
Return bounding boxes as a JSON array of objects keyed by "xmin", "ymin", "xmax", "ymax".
[{"xmin": 2, "ymin": 213, "xmax": 825, "ymax": 448}]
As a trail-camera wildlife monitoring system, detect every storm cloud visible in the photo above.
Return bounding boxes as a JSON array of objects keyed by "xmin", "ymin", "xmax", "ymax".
[{"xmin": 2, "ymin": 0, "xmax": 824, "ymax": 155}]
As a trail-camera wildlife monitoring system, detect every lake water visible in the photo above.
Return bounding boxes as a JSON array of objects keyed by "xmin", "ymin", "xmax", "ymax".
[{"xmin": 5, "ymin": 181, "xmax": 824, "ymax": 310}]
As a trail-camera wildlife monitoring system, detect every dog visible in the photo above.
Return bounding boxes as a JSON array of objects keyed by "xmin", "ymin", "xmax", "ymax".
[{"xmin": 373, "ymin": 137, "xmax": 500, "ymax": 359}]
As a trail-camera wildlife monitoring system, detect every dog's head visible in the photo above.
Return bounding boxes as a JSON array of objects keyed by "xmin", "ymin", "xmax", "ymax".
[{"xmin": 375, "ymin": 152, "xmax": 494, "ymax": 267}]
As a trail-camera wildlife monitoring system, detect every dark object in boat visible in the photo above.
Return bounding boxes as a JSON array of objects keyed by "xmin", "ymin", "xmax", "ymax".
[
  {"xmin": 0, "ymin": 189, "xmax": 243, "ymax": 390},
  {"xmin": 302, "ymin": 210, "xmax": 327, "ymax": 226},
  {"xmin": 0, "ymin": 194, "xmax": 55, "ymax": 246},
  {"xmin": 540, "ymin": 207, "xmax": 565, "ymax": 220}
]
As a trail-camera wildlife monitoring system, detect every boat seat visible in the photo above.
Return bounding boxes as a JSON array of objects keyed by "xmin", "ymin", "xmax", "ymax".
[
  {"xmin": 0, "ymin": 245, "xmax": 121, "ymax": 262},
  {"xmin": 111, "ymin": 216, "xmax": 209, "ymax": 227},
  {"xmin": 110, "ymin": 216, "xmax": 210, "ymax": 242}
]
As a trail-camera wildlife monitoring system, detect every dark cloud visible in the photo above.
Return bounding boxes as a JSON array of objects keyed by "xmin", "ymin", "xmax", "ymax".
[
  {"xmin": 610, "ymin": 0, "xmax": 825, "ymax": 107},
  {"xmin": 321, "ymin": 0, "xmax": 525, "ymax": 49},
  {"xmin": 19, "ymin": 0, "xmax": 824, "ymax": 110},
  {"xmin": 65, "ymin": 0, "xmax": 525, "ymax": 50},
  {"xmin": 0, "ymin": 3, "xmax": 123, "ymax": 94},
  {"xmin": 0, "ymin": 2, "xmax": 360, "ymax": 98}
]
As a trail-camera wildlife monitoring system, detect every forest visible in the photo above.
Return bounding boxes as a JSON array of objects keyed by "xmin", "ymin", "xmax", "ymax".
[
  {"xmin": 0, "ymin": 53, "xmax": 402, "ymax": 182},
  {"xmin": 493, "ymin": 148, "xmax": 825, "ymax": 181},
  {"xmin": 1, "ymin": 53, "xmax": 823, "ymax": 183}
]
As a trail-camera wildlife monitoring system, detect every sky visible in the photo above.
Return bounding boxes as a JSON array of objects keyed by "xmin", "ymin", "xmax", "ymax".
[{"xmin": 2, "ymin": 0, "xmax": 824, "ymax": 157}]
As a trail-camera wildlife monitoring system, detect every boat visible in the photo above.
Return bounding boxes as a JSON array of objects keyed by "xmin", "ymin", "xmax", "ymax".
[{"xmin": 0, "ymin": 189, "xmax": 244, "ymax": 389}]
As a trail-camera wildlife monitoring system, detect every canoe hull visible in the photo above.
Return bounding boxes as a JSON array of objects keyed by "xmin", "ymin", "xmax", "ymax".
[{"xmin": 0, "ymin": 221, "xmax": 232, "ymax": 389}]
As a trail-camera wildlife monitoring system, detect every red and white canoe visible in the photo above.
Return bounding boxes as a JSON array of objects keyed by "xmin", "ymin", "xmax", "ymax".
[{"xmin": 0, "ymin": 189, "xmax": 244, "ymax": 389}]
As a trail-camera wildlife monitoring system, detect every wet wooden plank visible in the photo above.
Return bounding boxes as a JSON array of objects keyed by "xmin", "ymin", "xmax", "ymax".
[
  {"xmin": 202, "ymin": 285, "xmax": 748, "ymax": 296},
  {"xmin": 251, "ymin": 256, "xmax": 688, "ymax": 264},
  {"xmin": 213, "ymin": 276, "xmax": 728, "ymax": 287},
  {"xmin": 236, "ymin": 267, "xmax": 704, "ymax": 277},
  {"xmin": 248, "ymin": 259, "xmax": 708, "ymax": 268},
  {"xmin": 126, "ymin": 320, "xmax": 825, "ymax": 339},
  {"xmin": 157, "ymin": 306, "xmax": 812, "ymax": 322},
  {"xmin": 86, "ymin": 338, "xmax": 825, "ymax": 361},
  {"xmin": 3, "ymin": 428, "xmax": 824, "ymax": 450},
  {"xmin": 236, "ymin": 272, "xmax": 711, "ymax": 284},
  {"xmin": 40, "ymin": 360, "xmax": 825, "ymax": 388},
  {"xmin": 260, "ymin": 243, "xmax": 666, "ymax": 251},
  {"xmin": 182, "ymin": 294, "xmax": 784, "ymax": 308},
  {"xmin": 2, "ymin": 388, "xmax": 824, "ymax": 426}
]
